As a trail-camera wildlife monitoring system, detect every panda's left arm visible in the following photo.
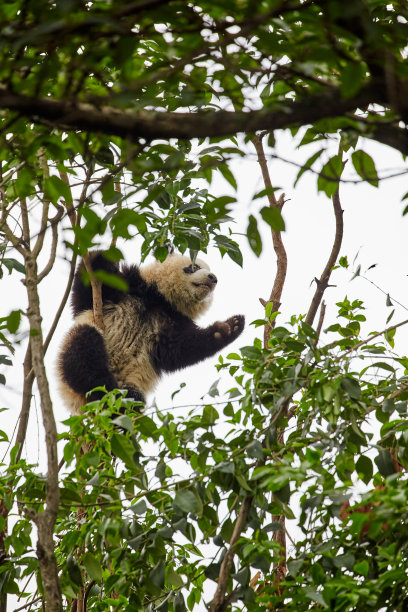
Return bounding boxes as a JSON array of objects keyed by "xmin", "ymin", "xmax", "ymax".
[{"xmin": 153, "ymin": 315, "xmax": 245, "ymax": 372}]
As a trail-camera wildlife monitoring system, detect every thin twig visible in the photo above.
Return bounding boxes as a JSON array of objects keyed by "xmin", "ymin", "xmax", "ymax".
[
  {"xmin": 14, "ymin": 596, "xmax": 43, "ymax": 612},
  {"xmin": 43, "ymin": 251, "xmax": 78, "ymax": 353},
  {"xmin": 342, "ymin": 318, "xmax": 408, "ymax": 357},
  {"xmin": 37, "ymin": 205, "xmax": 64, "ymax": 282}
]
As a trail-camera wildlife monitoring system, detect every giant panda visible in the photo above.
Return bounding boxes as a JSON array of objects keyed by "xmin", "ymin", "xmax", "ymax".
[{"xmin": 57, "ymin": 251, "xmax": 245, "ymax": 414}]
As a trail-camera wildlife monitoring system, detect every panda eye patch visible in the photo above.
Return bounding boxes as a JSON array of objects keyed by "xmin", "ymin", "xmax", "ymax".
[{"xmin": 183, "ymin": 264, "xmax": 201, "ymax": 274}]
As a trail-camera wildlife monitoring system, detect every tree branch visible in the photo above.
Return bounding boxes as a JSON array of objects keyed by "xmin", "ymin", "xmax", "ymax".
[
  {"xmin": 209, "ymin": 496, "xmax": 252, "ymax": 612},
  {"xmin": 0, "ymin": 81, "xmax": 397, "ymax": 147},
  {"xmin": 37, "ymin": 205, "xmax": 64, "ymax": 283},
  {"xmin": 32, "ymin": 154, "xmax": 51, "ymax": 259},
  {"xmin": 253, "ymin": 132, "xmax": 289, "ymax": 589},
  {"xmin": 252, "ymin": 134, "xmax": 288, "ymax": 344},
  {"xmin": 209, "ymin": 134, "xmax": 290, "ymax": 611},
  {"xmin": 24, "ymin": 251, "xmax": 62, "ymax": 610},
  {"xmin": 305, "ymin": 146, "xmax": 344, "ymax": 327},
  {"xmin": 82, "ymin": 252, "xmax": 104, "ymax": 331}
]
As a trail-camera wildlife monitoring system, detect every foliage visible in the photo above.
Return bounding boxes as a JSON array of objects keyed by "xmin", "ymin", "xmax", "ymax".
[
  {"xmin": 3, "ymin": 300, "xmax": 408, "ymax": 610},
  {"xmin": 0, "ymin": 0, "xmax": 408, "ymax": 610}
]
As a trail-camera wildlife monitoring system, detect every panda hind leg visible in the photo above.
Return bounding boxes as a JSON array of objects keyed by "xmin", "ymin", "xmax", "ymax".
[{"xmin": 59, "ymin": 324, "xmax": 118, "ymax": 402}]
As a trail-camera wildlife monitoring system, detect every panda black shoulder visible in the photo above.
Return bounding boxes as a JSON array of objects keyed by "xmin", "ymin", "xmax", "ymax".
[{"xmin": 71, "ymin": 251, "xmax": 127, "ymax": 316}]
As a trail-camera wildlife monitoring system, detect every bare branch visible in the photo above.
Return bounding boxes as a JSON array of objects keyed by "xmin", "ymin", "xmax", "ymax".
[
  {"xmin": 305, "ymin": 145, "xmax": 344, "ymax": 327},
  {"xmin": 37, "ymin": 205, "xmax": 64, "ymax": 283},
  {"xmin": 252, "ymin": 134, "xmax": 288, "ymax": 344},
  {"xmin": 20, "ymin": 197, "xmax": 30, "ymax": 248},
  {"xmin": 15, "ymin": 343, "xmax": 34, "ymax": 462},
  {"xmin": 209, "ymin": 497, "xmax": 252, "ymax": 612},
  {"xmin": 82, "ymin": 253, "xmax": 104, "ymax": 332},
  {"xmin": 43, "ymin": 251, "xmax": 78, "ymax": 353}
]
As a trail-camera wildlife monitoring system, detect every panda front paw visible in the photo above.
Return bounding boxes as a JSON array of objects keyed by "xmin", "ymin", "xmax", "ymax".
[{"xmin": 213, "ymin": 315, "xmax": 245, "ymax": 342}]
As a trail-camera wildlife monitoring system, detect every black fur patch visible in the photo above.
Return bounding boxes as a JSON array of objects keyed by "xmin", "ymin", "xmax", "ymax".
[
  {"xmin": 60, "ymin": 324, "xmax": 118, "ymax": 397},
  {"xmin": 152, "ymin": 316, "xmax": 245, "ymax": 373},
  {"xmin": 71, "ymin": 252, "xmax": 127, "ymax": 316}
]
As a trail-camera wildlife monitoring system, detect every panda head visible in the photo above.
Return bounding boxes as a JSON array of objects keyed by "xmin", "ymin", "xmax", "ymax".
[{"xmin": 141, "ymin": 253, "xmax": 217, "ymax": 318}]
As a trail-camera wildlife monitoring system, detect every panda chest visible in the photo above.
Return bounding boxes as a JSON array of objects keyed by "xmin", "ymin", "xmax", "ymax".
[{"xmin": 102, "ymin": 300, "xmax": 161, "ymax": 392}]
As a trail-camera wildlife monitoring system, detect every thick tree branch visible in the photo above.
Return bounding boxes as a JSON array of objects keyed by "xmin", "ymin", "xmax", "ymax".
[
  {"xmin": 0, "ymin": 81, "xmax": 399, "ymax": 147},
  {"xmin": 24, "ymin": 253, "xmax": 62, "ymax": 610}
]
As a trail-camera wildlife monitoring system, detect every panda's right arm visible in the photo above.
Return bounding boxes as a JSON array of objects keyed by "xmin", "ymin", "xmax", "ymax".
[{"xmin": 153, "ymin": 315, "xmax": 245, "ymax": 372}]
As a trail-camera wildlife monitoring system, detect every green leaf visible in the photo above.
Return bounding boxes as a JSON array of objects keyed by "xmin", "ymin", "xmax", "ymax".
[
  {"xmin": 148, "ymin": 560, "xmax": 165, "ymax": 589},
  {"xmin": 174, "ymin": 591, "xmax": 187, "ymax": 611},
  {"xmin": 66, "ymin": 553, "xmax": 83, "ymax": 587},
  {"xmin": 351, "ymin": 150, "xmax": 379, "ymax": 187},
  {"xmin": 112, "ymin": 414, "xmax": 133, "ymax": 432},
  {"xmin": 246, "ymin": 440, "xmax": 264, "ymax": 460},
  {"xmin": 2, "ymin": 258, "xmax": 25, "ymax": 275},
  {"xmin": 317, "ymin": 154, "xmax": 343, "ymax": 197},
  {"xmin": 339, "ymin": 62, "xmax": 366, "ymax": 97},
  {"xmin": 246, "ymin": 214, "xmax": 262, "ymax": 256},
  {"xmin": 260, "ymin": 206, "xmax": 285, "ymax": 232},
  {"xmin": 131, "ymin": 499, "xmax": 147, "ymax": 515},
  {"xmin": 294, "ymin": 149, "xmax": 323, "ymax": 186},
  {"xmin": 253, "ymin": 186, "xmax": 278, "ymax": 200},
  {"xmin": 135, "ymin": 415, "xmax": 157, "ymax": 437},
  {"xmin": 374, "ymin": 449, "xmax": 396, "ymax": 477},
  {"xmin": 43, "ymin": 175, "xmax": 72, "ymax": 204},
  {"xmin": 341, "ymin": 377, "xmax": 361, "ymax": 400},
  {"xmin": 82, "ymin": 552, "xmax": 102, "ymax": 582},
  {"xmin": 110, "ymin": 433, "xmax": 138, "ymax": 470},
  {"xmin": 6, "ymin": 310, "xmax": 21, "ymax": 334},
  {"xmin": 355, "ymin": 455, "xmax": 373, "ymax": 484},
  {"xmin": 94, "ymin": 270, "xmax": 128, "ymax": 291},
  {"xmin": 174, "ymin": 489, "xmax": 203, "ymax": 516},
  {"xmin": 353, "ymin": 560, "xmax": 369, "ymax": 577},
  {"xmin": 218, "ymin": 163, "xmax": 237, "ymax": 190},
  {"xmin": 110, "ymin": 209, "xmax": 147, "ymax": 238}
]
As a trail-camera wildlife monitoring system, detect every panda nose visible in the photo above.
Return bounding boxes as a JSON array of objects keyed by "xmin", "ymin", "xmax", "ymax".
[{"xmin": 208, "ymin": 273, "xmax": 217, "ymax": 285}]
